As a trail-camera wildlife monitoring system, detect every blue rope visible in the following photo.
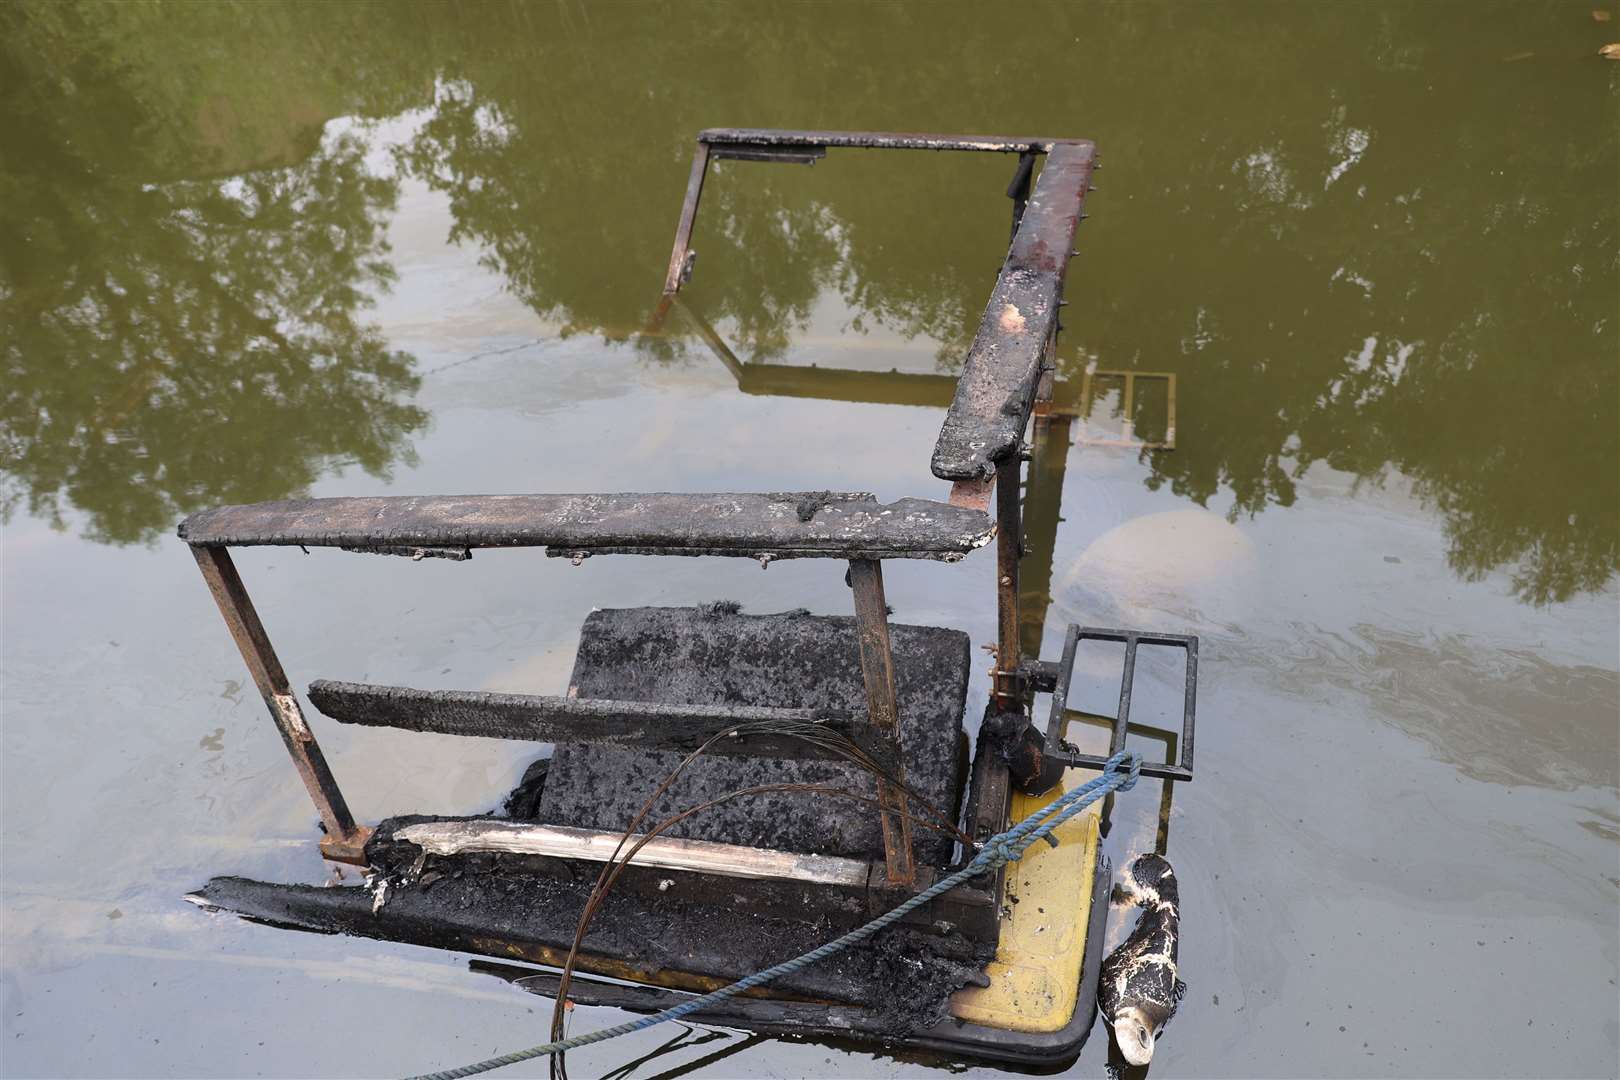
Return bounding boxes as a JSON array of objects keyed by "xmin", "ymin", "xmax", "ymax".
[{"xmin": 406, "ymin": 751, "xmax": 1141, "ymax": 1080}]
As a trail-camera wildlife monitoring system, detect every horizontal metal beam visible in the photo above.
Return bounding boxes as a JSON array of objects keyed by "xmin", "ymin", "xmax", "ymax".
[
  {"xmin": 931, "ymin": 141, "xmax": 1097, "ymax": 481},
  {"xmin": 736, "ymin": 363, "xmax": 958, "ymax": 408},
  {"xmin": 709, "ymin": 142, "xmax": 826, "ymax": 165},
  {"xmin": 698, "ymin": 128, "xmax": 1070, "ymax": 154},
  {"xmin": 1053, "ymin": 749, "xmax": 1192, "ymax": 783},
  {"xmin": 178, "ymin": 492, "xmax": 994, "ymax": 561},
  {"xmin": 394, "ymin": 819, "xmax": 874, "ymax": 887},
  {"xmin": 306, "ymin": 679, "xmax": 899, "ymax": 767},
  {"xmin": 387, "ymin": 820, "xmax": 998, "ymax": 941}
]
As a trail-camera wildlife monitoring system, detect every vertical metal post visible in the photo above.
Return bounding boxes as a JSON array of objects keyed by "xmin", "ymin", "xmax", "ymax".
[
  {"xmin": 1110, "ymin": 634, "xmax": 1139, "ymax": 757},
  {"xmin": 1120, "ymin": 372, "xmax": 1137, "ymax": 444},
  {"xmin": 847, "ymin": 558, "xmax": 916, "ymax": 887},
  {"xmin": 1006, "ymin": 150, "xmax": 1036, "ymax": 244},
  {"xmin": 189, "ymin": 544, "xmax": 370, "ymax": 864},
  {"xmin": 993, "ymin": 456, "xmax": 1025, "ymax": 714},
  {"xmin": 1019, "ymin": 410, "xmax": 1072, "ymax": 663},
  {"xmin": 1165, "ymin": 372, "xmax": 1179, "ymax": 448},
  {"xmin": 662, "ymin": 141, "xmax": 712, "ymax": 295}
]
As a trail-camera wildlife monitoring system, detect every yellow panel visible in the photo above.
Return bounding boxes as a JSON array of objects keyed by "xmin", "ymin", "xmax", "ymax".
[{"xmin": 947, "ymin": 772, "xmax": 1103, "ymax": 1033}]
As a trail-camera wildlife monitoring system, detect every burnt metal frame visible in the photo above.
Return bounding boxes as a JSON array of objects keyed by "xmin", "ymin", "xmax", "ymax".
[
  {"xmin": 191, "ymin": 544, "xmax": 368, "ymax": 863},
  {"xmin": 187, "ymin": 127, "xmax": 1101, "ymax": 886},
  {"xmin": 1043, "ymin": 625, "xmax": 1199, "ymax": 782},
  {"xmin": 184, "ymin": 524, "xmax": 931, "ymax": 883},
  {"xmin": 661, "ymin": 129, "xmax": 1078, "ymax": 296},
  {"xmin": 178, "ymin": 125, "xmax": 1216, "ymax": 1062}
]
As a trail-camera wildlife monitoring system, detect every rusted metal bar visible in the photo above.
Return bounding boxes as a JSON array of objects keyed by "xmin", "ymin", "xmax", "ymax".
[
  {"xmin": 188, "ymin": 545, "xmax": 368, "ymax": 863},
  {"xmin": 696, "ymin": 128, "xmax": 1064, "ymax": 154},
  {"xmin": 947, "ymin": 476, "xmax": 995, "ymax": 513},
  {"xmin": 306, "ymin": 680, "xmax": 898, "ymax": 769},
  {"xmin": 931, "ymin": 141, "xmax": 1097, "ymax": 482},
  {"xmin": 662, "ymin": 141, "xmax": 711, "ymax": 294},
  {"xmin": 178, "ymin": 492, "xmax": 994, "ymax": 562},
  {"xmin": 709, "ymin": 142, "xmax": 827, "ymax": 165},
  {"xmin": 847, "ymin": 559, "xmax": 915, "ymax": 887},
  {"xmin": 992, "ymin": 457, "xmax": 1025, "ymax": 712}
]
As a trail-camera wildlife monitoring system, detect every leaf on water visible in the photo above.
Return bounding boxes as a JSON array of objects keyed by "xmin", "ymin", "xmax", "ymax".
[{"xmin": 1601, "ymin": 42, "xmax": 1620, "ymax": 58}]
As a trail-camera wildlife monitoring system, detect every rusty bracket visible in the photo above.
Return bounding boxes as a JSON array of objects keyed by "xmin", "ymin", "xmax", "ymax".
[
  {"xmin": 1008, "ymin": 624, "xmax": 1201, "ymax": 796},
  {"xmin": 319, "ymin": 825, "xmax": 374, "ymax": 866}
]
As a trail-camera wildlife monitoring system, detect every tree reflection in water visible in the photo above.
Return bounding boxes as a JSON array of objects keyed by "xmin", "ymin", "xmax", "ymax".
[
  {"xmin": 0, "ymin": 3, "xmax": 426, "ymax": 545},
  {"xmin": 2, "ymin": 0, "xmax": 1612, "ymax": 605}
]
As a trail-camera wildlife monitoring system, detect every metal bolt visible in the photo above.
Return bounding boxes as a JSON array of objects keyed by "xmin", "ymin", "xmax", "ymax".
[{"xmin": 1000, "ymin": 575, "xmax": 1013, "ymax": 586}]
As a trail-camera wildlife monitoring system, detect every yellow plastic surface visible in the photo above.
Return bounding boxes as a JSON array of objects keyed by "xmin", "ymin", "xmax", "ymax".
[{"xmin": 947, "ymin": 771, "xmax": 1103, "ymax": 1032}]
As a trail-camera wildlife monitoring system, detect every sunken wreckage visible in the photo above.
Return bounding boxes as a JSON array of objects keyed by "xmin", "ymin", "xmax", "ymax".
[{"xmin": 181, "ymin": 128, "xmax": 1200, "ymax": 1067}]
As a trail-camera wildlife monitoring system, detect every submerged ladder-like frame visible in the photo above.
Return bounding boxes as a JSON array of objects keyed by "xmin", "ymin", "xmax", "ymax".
[{"xmin": 182, "ymin": 127, "xmax": 1099, "ymax": 889}]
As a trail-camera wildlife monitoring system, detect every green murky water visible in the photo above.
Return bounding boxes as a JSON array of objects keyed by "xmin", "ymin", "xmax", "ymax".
[{"xmin": 2, "ymin": 2, "xmax": 1616, "ymax": 1077}]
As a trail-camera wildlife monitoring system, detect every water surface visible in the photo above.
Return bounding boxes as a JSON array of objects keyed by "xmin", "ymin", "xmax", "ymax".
[{"xmin": 2, "ymin": 3, "xmax": 1616, "ymax": 1077}]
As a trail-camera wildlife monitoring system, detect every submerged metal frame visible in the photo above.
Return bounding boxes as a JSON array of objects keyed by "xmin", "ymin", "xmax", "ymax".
[{"xmin": 1072, "ymin": 368, "xmax": 1178, "ymax": 450}]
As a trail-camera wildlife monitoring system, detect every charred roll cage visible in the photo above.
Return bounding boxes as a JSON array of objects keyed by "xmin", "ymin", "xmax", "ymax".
[{"xmin": 180, "ymin": 129, "xmax": 1199, "ymax": 1064}]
